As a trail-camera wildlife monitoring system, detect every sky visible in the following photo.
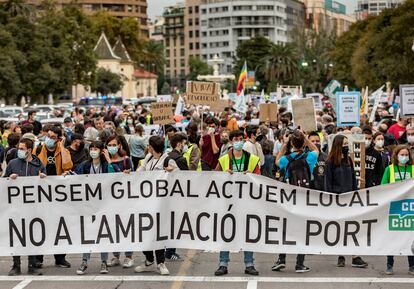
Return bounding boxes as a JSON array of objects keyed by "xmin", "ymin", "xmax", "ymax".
[{"xmin": 147, "ymin": 0, "xmax": 359, "ymax": 20}]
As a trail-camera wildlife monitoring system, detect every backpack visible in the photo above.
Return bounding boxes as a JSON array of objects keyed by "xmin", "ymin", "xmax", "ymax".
[{"xmin": 284, "ymin": 152, "xmax": 311, "ymax": 188}]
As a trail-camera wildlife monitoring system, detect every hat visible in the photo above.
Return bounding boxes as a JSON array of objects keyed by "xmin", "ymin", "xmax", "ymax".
[
  {"xmin": 64, "ymin": 117, "xmax": 72, "ymax": 123},
  {"xmin": 22, "ymin": 133, "xmax": 37, "ymax": 143},
  {"xmin": 83, "ymin": 127, "xmax": 99, "ymax": 142}
]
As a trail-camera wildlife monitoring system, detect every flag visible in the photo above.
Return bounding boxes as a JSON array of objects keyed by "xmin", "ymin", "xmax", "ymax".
[
  {"xmin": 236, "ymin": 61, "xmax": 247, "ymax": 96},
  {"xmin": 360, "ymin": 86, "xmax": 369, "ymax": 115}
]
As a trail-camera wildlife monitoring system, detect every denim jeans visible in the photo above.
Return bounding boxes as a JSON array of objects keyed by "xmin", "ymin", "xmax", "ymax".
[
  {"xmin": 113, "ymin": 252, "xmax": 133, "ymax": 258},
  {"xmin": 387, "ymin": 256, "xmax": 414, "ymax": 267},
  {"xmin": 82, "ymin": 252, "xmax": 108, "ymax": 262},
  {"xmin": 219, "ymin": 251, "xmax": 254, "ymax": 267}
]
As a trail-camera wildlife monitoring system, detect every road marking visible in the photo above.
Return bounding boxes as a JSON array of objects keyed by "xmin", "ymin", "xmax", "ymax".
[
  {"xmin": 0, "ymin": 276, "xmax": 414, "ymax": 283},
  {"xmin": 246, "ymin": 280, "xmax": 257, "ymax": 289},
  {"xmin": 12, "ymin": 279, "xmax": 32, "ymax": 289}
]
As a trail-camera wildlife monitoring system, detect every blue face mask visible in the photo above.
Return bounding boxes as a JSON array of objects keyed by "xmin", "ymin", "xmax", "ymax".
[
  {"xmin": 17, "ymin": 149, "xmax": 28, "ymax": 160},
  {"xmin": 233, "ymin": 141, "xmax": 244, "ymax": 151},
  {"xmin": 45, "ymin": 137, "xmax": 56, "ymax": 149},
  {"xmin": 108, "ymin": 146, "xmax": 118, "ymax": 156},
  {"xmin": 398, "ymin": 155, "xmax": 409, "ymax": 165}
]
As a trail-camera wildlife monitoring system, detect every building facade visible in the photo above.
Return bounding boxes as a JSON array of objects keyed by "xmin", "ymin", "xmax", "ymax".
[
  {"xmin": 200, "ymin": 0, "xmax": 304, "ymax": 74},
  {"xmin": 24, "ymin": 0, "xmax": 149, "ymax": 36},
  {"xmin": 355, "ymin": 0, "xmax": 404, "ymax": 19},
  {"xmin": 301, "ymin": 0, "xmax": 356, "ymax": 36}
]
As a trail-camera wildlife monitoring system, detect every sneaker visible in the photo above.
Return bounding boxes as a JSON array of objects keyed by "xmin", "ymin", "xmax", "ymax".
[
  {"xmin": 271, "ymin": 259, "xmax": 286, "ymax": 271},
  {"xmin": 76, "ymin": 261, "xmax": 87, "ymax": 275},
  {"xmin": 295, "ymin": 265, "xmax": 311, "ymax": 273},
  {"xmin": 122, "ymin": 257, "xmax": 134, "ymax": 268},
  {"xmin": 245, "ymin": 266, "xmax": 259, "ymax": 275},
  {"xmin": 385, "ymin": 265, "xmax": 393, "ymax": 275},
  {"xmin": 409, "ymin": 266, "xmax": 414, "ymax": 275},
  {"xmin": 8, "ymin": 265, "xmax": 21, "ymax": 276},
  {"xmin": 165, "ymin": 253, "xmax": 182, "ymax": 261},
  {"xmin": 157, "ymin": 263, "xmax": 170, "ymax": 275},
  {"xmin": 107, "ymin": 257, "xmax": 120, "ymax": 267},
  {"xmin": 134, "ymin": 260, "xmax": 156, "ymax": 273},
  {"xmin": 337, "ymin": 256, "xmax": 346, "ymax": 267},
  {"xmin": 100, "ymin": 261, "xmax": 109, "ymax": 274},
  {"xmin": 28, "ymin": 265, "xmax": 43, "ymax": 276},
  {"xmin": 214, "ymin": 266, "xmax": 228, "ymax": 276},
  {"xmin": 55, "ymin": 259, "xmax": 71, "ymax": 268},
  {"xmin": 352, "ymin": 257, "xmax": 368, "ymax": 268}
]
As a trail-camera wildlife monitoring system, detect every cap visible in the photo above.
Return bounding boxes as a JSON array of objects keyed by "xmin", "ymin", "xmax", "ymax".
[{"xmin": 64, "ymin": 117, "xmax": 72, "ymax": 123}]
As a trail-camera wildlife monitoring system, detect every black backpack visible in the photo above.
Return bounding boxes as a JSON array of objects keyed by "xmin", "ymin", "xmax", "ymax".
[{"xmin": 284, "ymin": 152, "xmax": 311, "ymax": 188}]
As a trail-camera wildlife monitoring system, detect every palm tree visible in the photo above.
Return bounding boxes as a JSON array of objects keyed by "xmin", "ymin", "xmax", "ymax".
[
  {"xmin": 142, "ymin": 40, "xmax": 165, "ymax": 74},
  {"xmin": 263, "ymin": 43, "xmax": 300, "ymax": 87}
]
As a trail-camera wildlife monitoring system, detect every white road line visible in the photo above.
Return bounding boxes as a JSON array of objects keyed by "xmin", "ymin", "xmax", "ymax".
[
  {"xmin": 0, "ymin": 276, "xmax": 414, "ymax": 283},
  {"xmin": 11, "ymin": 279, "xmax": 32, "ymax": 289},
  {"xmin": 246, "ymin": 280, "xmax": 257, "ymax": 289}
]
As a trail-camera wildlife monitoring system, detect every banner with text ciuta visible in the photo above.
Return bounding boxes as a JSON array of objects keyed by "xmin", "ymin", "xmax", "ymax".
[{"xmin": 1, "ymin": 172, "xmax": 414, "ymax": 256}]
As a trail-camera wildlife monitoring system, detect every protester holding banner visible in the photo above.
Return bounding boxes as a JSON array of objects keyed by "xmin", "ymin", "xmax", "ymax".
[
  {"xmin": 380, "ymin": 145, "xmax": 414, "ymax": 275},
  {"xmin": 273, "ymin": 130, "xmax": 318, "ymax": 273},
  {"xmin": 36, "ymin": 125, "xmax": 73, "ymax": 269},
  {"xmin": 324, "ymin": 135, "xmax": 368, "ymax": 268},
  {"xmin": 4, "ymin": 138, "xmax": 46, "ymax": 276},
  {"xmin": 214, "ymin": 130, "xmax": 260, "ymax": 276}
]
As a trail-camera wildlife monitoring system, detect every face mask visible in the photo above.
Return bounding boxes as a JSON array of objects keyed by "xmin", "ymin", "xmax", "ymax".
[
  {"xmin": 107, "ymin": 146, "xmax": 118, "ymax": 156},
  {"xmin": 221, "ymin": 138, "xmax": 229, "ymax": 144},
  {"xmin": 17, "ymin": 149, "xmax": 28, "ymax": 160},
  {"xmin": 315, "ymin": 143, "xmax": 322, "ymax": 151},
  {"xmin": 365, "ymin": 140, "xmax": 371, "ymax": 147},
  {"xmin": 90, "ymin": 150, "xmax": 100, "ymax": 159},
  {"xmin": 45, "ymin": 137, "xmax": 56, "ymax": 149},
  {"xmin": 127, "ymin": 119, "xmax": 133, "ymax": 124},
  {"xmin": 375, "ymin": 140, "xmax": 384, "ymax": 148},
  {"xmin": 408, "ymin": 136, "xmax": 414, "ymax": 144},
  {"xmin": 34, "ymin": 141, "xmax": 40, "ymax": 148},
  {"xmin": 398, "ymin": 155, "xmax": 409, "ymax": 165},
  {"xmin": 182, "ymin": 145, "xmax": 189, "ymax": 153},
  {"xmin": 342, "ymin": 146, "xmax": 349, "ymax": 156},
  {"xmin": 233, "ymin": 141, "xmax": 244, "ymax": 151}
]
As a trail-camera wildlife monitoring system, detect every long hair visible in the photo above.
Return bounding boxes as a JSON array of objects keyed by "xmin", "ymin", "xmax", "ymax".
[
  {"xmin": 88, "ymin": 141, "xmax": 105, "ymax": 163},
  {"xmin": 391, "ymin": 145, "xmax": 413, "ymax": 166},
  {"xmin": 328, "ymin": 134, "xmax": 348, "ymax": 167},
  {"xmin": 105, "ymin": 135, "xmax": 127, "ymax": 157}
]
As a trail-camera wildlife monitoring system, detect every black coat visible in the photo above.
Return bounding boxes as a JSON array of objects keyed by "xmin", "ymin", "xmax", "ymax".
[{"xmin": 324, "ymin": 158, "xmax": 357, "ymax": 194}]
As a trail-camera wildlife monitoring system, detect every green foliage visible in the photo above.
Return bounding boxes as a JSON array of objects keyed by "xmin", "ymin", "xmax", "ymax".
[
  {"xmin": 187, "ymin": 57, "xmax": 213, "ymax": 81},
  {"xmin": 91, "ymin": 67, "xmax": 123, "ymax": 96}
]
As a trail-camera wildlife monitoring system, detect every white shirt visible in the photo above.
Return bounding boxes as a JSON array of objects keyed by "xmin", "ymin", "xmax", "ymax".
[
  {"xmin": 138, "ymin": 153, "xmax": 178, "ymax": 172},
  {"xmin": 243, "ymin": 140, "xmax": 265, "ymax": 166}
]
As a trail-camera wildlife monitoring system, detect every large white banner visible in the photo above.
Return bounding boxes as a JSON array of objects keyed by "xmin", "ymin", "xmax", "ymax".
[{"xmin": 1, "ymin": 172, "xmax": 414, "ymax": 256}]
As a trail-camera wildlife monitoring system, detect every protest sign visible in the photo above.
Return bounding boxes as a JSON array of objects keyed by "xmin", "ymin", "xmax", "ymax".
[
  {"xmin": 400, "ymin": 85, "xmax": 414, "ymax": 117},
  {"xmin": 259, "ymin": 103, "xmax": 278, "ymax": 122},
  {"xmin": 291, "ymin": 98, "xmax": 316, "ymax": 132},
  {"xmin": 156, "ymin": 95, "xmax": 172, "ymax": 103},
  {"xmin": 151, "ymin": 102, "xmax": 174, "ymax": 125},
  {"xmin": 336, "ymin": 92, "xmax": 360, "ymax": 127},
  {"xmin": 369, "ymin": 85, "xmax": 385, "ymax": 123},
  {"xmin": 210, "ymin": 99, "xmax": 228, "ymax": 113},
  {"xmin": 1, "ymin": 172, "xmax": 414, "ymax": 257},
  {"xmin": 186, "ymin": 81, "xmax": 220, "ymax": 105},
  {"xmin": 351, "ymin": 141, "xmax": 366, "ymax": 189}
]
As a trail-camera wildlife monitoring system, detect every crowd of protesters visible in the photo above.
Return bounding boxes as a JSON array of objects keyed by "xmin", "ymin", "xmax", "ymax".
[{"xmin": 1, "ymin": 99, "xmax": 413, "ymax": 277}]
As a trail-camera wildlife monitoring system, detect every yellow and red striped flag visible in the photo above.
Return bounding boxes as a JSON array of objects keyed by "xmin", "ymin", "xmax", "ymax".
[{"xmin": 236, "ymin": 61, "xmax": 247, "ymax": 96}]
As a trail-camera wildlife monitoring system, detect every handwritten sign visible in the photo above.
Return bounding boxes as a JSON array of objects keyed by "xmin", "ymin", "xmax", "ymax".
[
  {"xmin": 336, "ymin": 92, "xmax": 360, "ymax": 127},
  {"xmin": 259, "ymin": 103, "xmax": 278, "ymax": 122},
  {"xmin": 186, "ymin": 81, "xmax": 220, "ymax": 105},
  {"xmin": 400, "ymin": 85, "xmax": 414, "ymax": 117},
  {"xmin": 151, "ymin": 102, "xmax": 174, "ymax": 125}
]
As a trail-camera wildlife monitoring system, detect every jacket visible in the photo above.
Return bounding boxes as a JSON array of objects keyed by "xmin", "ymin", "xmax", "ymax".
[
  {"xmin": 75, "ymin": 160, "xmax": 120, "ymax": 175},
  {"xmin": 4, "ymin": 155, "xmax": 46, "ymax": 177},
  {"xmin": 324, "ymin": 158, "xmax": 358, "ymax": 194},
  {"xmin": 168, "ymin": 149, "xmax": 189, "ymax": 171},
  {"xmin": 36, "ymin": 141, "xmax": 73, "ymax": 175},
  {"xmin": 365, "ymin": 146, "xmax": 384, "ymax": 187}
]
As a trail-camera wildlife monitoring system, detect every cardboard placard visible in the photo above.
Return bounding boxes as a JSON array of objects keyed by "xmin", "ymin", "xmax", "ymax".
[
  {"xmin": 291, "ymin": 98, "xmax": 316, "ymax": 132},
  {"xmin": 259, "ymin": 103, "xmax": 278, "ymax": 122},
  {"xmin": 151, "ymin": 102, "xmax": 174, "ymax": 125},
  {"xmin": 400, "ymin": 84, "xmax": 414, "ymax": 117},
  {"xmin": 336, "ymin": 92, "xmax": 360, "ymax": 127},
  {"xmin": 186, "ymin": 81, "xmax": 220, "ymax": 105},
  {"xmin": 210, "ymin": 99, "xmax": 228, "ymax": 113}
]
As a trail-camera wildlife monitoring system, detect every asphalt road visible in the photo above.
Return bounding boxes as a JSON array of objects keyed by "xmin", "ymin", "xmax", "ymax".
[{"xmin": 0, "ymin": 250, "xmax": 413, "ymax": 289}]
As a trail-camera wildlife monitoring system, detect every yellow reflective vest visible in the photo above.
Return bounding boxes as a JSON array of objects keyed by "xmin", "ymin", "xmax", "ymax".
[
  {"xmin": 183, "ymin": 144, "xmax": 202, "ymax": 171},
  {"xmin": 218, "ymin": 151, "xmax": 260, "ymax": 173},
  {"xmin": 389, "ymin": 164, "xmax": 414, "ymax": 183}
]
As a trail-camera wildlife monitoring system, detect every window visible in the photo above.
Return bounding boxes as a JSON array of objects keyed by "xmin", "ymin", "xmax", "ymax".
[
  {"xmin": 189, "ymin": 6, "xmax": 193, "ymax": 14},
  {"xmin": 189, "ymin": 43, "xmax": 194, "ymax": 50},
  {"xmin": 189, "ymin": 18, "xmax": 193, "ymax": 26}
]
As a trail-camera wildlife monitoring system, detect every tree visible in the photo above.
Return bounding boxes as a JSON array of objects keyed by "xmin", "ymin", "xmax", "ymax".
[
  {"xmin": 91, "ymin": 68, "xmax": 123, "ymax": 96},
  {"xmin": 142, "ymin": 40, "xmax": 165, "ymax": 74},
  {"xmin": 160, "ymin": 81, "xmax": 171, "ymax": 95},
  {"xmin": 187, "ymin": 57, "xmax": 213, "ymax": 81},
  {"xmin": 234, "ymin": 36, "xmax": 273, "ymax": 89},
  {"xmin": 263, "ymin": 43, "xmax": 300, "ymax": 91}
]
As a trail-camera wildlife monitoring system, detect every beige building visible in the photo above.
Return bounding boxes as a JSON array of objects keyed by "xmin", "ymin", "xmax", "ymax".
[
  {"xmin": 301, "ymin": 0, "xmax": 356, "ymax": 36},
  {"xmin": 73, "ymin": 32, "xmax": 157, "ymax": 102},
  {"xmin": 184, "ymin": 0, "xmax": 202, "ymax": 61},
  {"xmin": 24, "ymin": 0, "xmax": 149, "ymax": 36}
]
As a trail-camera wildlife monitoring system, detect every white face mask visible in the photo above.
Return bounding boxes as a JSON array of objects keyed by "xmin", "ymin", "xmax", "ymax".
[
  {"xmin": 365, "ymin": 140, "xmax": 372, "ymax": 147},
  {"xmin": 408, "ymin": 136, "xmax": 414, "ymax": 144},
  {"xmin": 375, "ymin": 140, "xmax": 384, "ymax": 148},
  {"xmin": 182, "ymin": 145, "xmax": 189, "ymax": 153}
]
